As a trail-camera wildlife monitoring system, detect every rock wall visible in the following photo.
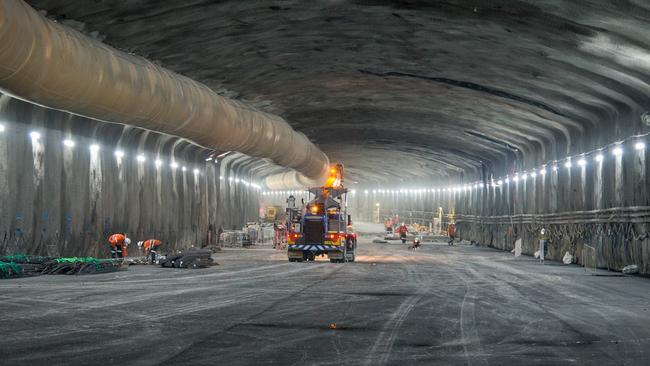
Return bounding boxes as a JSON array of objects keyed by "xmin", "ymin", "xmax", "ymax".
[
  {"xmin": 454, "ymin": 146, "xmax": 650, "ymax": 273},
  {"xmin": 350, "ymin": 144, "xmax": 650, "ymax": 273},
  {"xmin": 0, "ymin": 95, "xmax": 261, "ymax": 257}
]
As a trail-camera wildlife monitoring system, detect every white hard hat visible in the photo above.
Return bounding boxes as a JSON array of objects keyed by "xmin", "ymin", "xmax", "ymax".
[
  {"xmin": 137, "ymin": 241, "xmax": 143, "ymax": 248},
  {"xmin": 125, "ymin": 237, "xmax": 131, "ymax": 245}
]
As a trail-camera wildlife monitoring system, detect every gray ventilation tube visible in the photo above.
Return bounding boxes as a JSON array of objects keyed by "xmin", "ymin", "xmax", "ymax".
[
  {"xmin": 0, "ymin": 0, "xmax": 329, "ymax": 182},
  {"xmin": 264, "ymin": 171, "xmax": 320, "ymax": 190}
]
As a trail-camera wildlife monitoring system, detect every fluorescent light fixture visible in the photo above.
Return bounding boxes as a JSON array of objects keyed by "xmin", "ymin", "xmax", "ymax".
[
  {"xmin": 181, "ymin": 166, "xmax": 187, "ymax": 172},
  {"xmin": 115, "ymin": 150, "xmax": 125, "ymax": 158},
  {"xmin": 137, "ymin": 154, "xmax": 146, "ymax": 162},
  {"xmin": 595, "ymin": 154, "xmax": 604, "ymax": 162},
  {"xmin": 612, "ymin": 146, "xmax": 623, "ymax": 156},
  {"xmin": 170, "ymin": 162, "xmax": 179, "ymax": 168},
  {"xmin": 564, "ymin": 161, "xmax": 572, "ymax": 168},
  {"xmin": 513, "ymin": 175, "xmax": 519, "ymax": 182},
  {"xmin": 30, "ymin": 131, "xmax": 41, "ymax": 140},
  {"xmin": 552, "ymin": 165, "xmax": 558, "ymax": 171},
  {"xmin": 539, "ymin": 169, "xmax": 546, "ymax": 175},
  {"xmin": 522, "ymin": 173, "xmax": 528, "ymax": 180},
  {"xmin": 63, "ymin": 139, "xmax": 75, "ymax": 148},
  {"xmin": 578, "ymin": 158, "xmax": 586, "ymax": 167},
  {"xmin": 193, "ymin": 168, "xmax": 200, "ymax": 174},
  {"xmin": 205, "ymin": 157, "xmax": 213, "ymax": 161},
  {"xmin": 0, "ymin": 124, "xmax": 5, "ymax": 132},
  {"xmin": 497, "ymin": 180, "xmax": 503, "ymax": 185},
  {"xmin": 364, "ymin": 190, "xmax": 368, "ymax": 194},
  {"xmin": 635, "ymin": 141, "xmax": 646, "ymax": 150},
  {"xmin": 89, "ymin": 144, "xmax": 100, "ymax": 153},
  {"xmin": 219, "ymin": 175, "xmax": 224, "ymax": 180},
  {"xmin": 531, "ymin": 172, "xmax": 537, "ymax": 178},
  {"xmin": 155, "ymin": 159, "xmax": 163, "ymax": 167},
  {"xmin": 235, "ymin": 178, "xmax": 240, "ymax": 183},
  {"xmin": 504, "ymin": 177, "xmax": 510, "ymax": 184}
]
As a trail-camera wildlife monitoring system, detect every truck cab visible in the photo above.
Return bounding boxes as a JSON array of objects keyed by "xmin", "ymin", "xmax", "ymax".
[{"xmin": 286, "ymin": 164, "xmax": 356, "ymax": 263}]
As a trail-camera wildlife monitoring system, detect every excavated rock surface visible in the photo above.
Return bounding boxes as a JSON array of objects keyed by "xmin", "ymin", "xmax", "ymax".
[{"xmin": 26, "ymin": 0, "xmax": 650, "ymax": 184}]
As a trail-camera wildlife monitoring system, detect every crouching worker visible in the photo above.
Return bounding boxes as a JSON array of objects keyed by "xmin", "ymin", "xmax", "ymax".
[
  {"xmin": 108, "ymin": 233, "xmax": 131, "ymax": 258},
  {"xmin": 138, "ymin": 239, "xmax": 162, "ymax": 264}
]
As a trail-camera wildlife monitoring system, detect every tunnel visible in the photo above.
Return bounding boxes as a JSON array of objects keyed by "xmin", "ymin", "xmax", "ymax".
[{"xmin": 1, "ymin": 0, "xmax": 649, "ymax": 364}]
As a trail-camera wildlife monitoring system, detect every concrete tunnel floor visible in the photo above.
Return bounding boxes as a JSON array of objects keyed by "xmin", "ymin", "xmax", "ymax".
[{"xmin": 2, "ymin": 239, "xmax": 650, "ymax": 365}]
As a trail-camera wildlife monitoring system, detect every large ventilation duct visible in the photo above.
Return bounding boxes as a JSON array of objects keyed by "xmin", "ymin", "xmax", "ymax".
[
  {"xmin": 264, "ymin": 171, "xmax": 320, "ymax": 190},
  {"xmin": 0, "ymin": 0, "xmax": 328, "ymax": 181}
]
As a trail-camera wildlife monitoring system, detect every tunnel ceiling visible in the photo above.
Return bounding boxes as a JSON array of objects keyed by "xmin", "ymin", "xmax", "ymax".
[{"xmin": 25, "ymin": 0, "xmax": 650, "ymax": 186}]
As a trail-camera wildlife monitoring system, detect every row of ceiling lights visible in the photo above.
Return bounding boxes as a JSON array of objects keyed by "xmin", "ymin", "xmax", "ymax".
[
  {"xmin": 471, "ymin": 138, "xmax": 646, "ymax": 191},
  {"xmin": 362, "ymin": 136, "xmax": 647, "ymax": 194},
  {"xmin": 0, "ymin": 126, "xmax": 262, "ymax": 190},
  {"xmin": 262, "ymin": 135, "xmax": 647, "ymax": 196},
  {"xmin": 262, "ymin": 189, "xmax": 358, "ymax": 196},
  {"xmin": 28, "ymin": 130, "xmax": 203, "ymax": 174}
]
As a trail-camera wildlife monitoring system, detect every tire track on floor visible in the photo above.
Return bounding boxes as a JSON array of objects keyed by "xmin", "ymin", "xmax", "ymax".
[
  {"xmin": 364, "ymin": 255, "xmax": 423, "ymax": 366},
  {"xmin": 158, "ymin": 263, "xmax": 346, "ymax": 365}
]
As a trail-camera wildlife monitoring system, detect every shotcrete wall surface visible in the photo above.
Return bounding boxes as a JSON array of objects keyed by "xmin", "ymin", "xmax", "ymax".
[
  {"xmin": 346, "ymin": 147, "xmax": 649, "ymax": 273},
  {"xmin": 0, "ymin": 95, "xmax": 260, "ymax": 257}
]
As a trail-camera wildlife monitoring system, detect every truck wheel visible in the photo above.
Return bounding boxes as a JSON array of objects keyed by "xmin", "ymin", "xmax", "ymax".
[
  {"xmin": 330, "ymin": 258, "xmax": 340, "ymax": 263},
  {"xmin": 303, "ymin": 252, "xmax": 315, "ymax": 262}
]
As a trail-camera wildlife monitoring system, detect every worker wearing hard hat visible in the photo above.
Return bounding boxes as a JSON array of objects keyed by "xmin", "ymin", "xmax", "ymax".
[
  {"xmin": 108, "ymin": 233, "xmax": 131, "ymax": 258},
  {"xmin": 538, "ymin": 228, "xmax": 549, "ymax": 263},
  {"xmin": 396, "ymin": 223, "xmax": 409, "ymax": 243},
  {"xmin": 384, "ymin": 218, "xmax": 393, "ymax": 233},
  {"xmin": 138, "ymin": 239, "xmax": 162, "ymax": 264},
  {"xmin": 447, "ymin": 223, "xmax": 456, "ymax": 246}
]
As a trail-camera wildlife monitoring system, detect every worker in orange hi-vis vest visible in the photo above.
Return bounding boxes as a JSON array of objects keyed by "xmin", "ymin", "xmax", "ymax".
[
  {"xmin": 447, "ymin": 223, "xmax": 456, "ymax": 246},
  {"xmin": 138, "ymin": 239, "xmax": 162, "ymax": 264},
  {"xmin": 396, "ymin": 223, "xmax": 409, "ymax": 244},
  {"xmin": 384, "ymin": 218, "xmax": 393, "ymax": 233},
  {"xmin": 108, "ymin": 233, "xmax": 131, "ymax": 258}
]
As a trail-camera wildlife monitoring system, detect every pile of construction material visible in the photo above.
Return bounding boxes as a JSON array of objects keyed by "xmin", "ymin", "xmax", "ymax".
[
  {"xmin": 41, "ymin": 257, "xmax": 122, "ymax": 275},
  {"xmin": 122, "ymin": 256, "xmax": 151, "ymax": 265},
  {"xmin": 0, "ymin": 254, "xmax": 123, "ymax": 279},
  {"xmin": 219, "ymin": 230, "xmax": 253, "ymax": 248},
  {"xmin": 159, "ymin": 249, "xmax": 214, "ymax": 269}
]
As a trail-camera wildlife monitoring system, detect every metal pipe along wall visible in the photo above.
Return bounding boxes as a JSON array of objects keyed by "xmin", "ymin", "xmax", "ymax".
[{"xmin": 0, "ymin": 0, "xmax": 329, "ymax": 181}]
